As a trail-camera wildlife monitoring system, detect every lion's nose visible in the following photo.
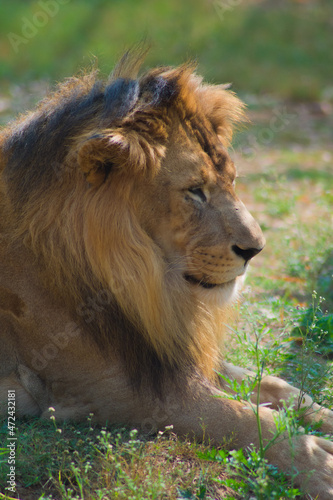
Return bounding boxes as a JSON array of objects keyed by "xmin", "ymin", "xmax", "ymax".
[{"xmin": 232, "ymin": 245, "xmax": 263, "ymax": 263}]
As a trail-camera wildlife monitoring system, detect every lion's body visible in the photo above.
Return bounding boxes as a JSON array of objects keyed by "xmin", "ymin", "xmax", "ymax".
[{"xmin": 1, "ymin": 51, "xmax": 333, "ymax": 497}]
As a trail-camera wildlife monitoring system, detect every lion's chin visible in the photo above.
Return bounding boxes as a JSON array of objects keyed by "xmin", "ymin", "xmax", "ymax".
[
  {"xmin": 184, "ymin": 274, "xmax": 221, "ymax": 289},
  {"xmin": 188, "ymin": 275, "xmax": 245, "ymax": 307}
]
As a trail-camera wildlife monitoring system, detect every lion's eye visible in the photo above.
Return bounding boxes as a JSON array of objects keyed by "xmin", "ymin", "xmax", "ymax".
[{"xmin": 187, "ymin": 187, "xmax": 207, "ymax": 203}]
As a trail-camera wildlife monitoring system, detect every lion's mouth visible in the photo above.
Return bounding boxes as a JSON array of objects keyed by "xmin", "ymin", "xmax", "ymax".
[{"xmin": 184, "ymin": 274, "xmax": 221, "ymax": 289}]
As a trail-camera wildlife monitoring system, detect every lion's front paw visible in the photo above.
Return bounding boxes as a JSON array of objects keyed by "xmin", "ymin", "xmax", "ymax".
[
  {"xmin": 303, "ymin": 403, "xmax": 333, "ymax": 435},
  {"xmin": 269, "ymin": 434, "xmax": 333, "ymax": 499},
  {"xmin": 297, "ymin": 435, "xmax": 333, "ymax": 499}
]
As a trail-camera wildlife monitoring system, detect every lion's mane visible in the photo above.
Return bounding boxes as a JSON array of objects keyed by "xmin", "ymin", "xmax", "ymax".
[{"xmin": 0, "ymin": 50, "xmax": 245, "ymax": 393}]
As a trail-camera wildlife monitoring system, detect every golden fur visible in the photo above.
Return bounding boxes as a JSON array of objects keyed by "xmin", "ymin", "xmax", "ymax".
[{"xmin": 1, "ymin": 51, "xmax": 333, "ymax": 497}]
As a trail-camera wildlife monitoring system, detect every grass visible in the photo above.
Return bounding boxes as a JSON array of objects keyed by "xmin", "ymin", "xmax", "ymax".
[
  {"xmin": 0, "ymin": 420, "xmax": 230, "ymax": 499},
  {"xmin": 0, "ymin": 1, "xmax": 333, "ymax": 101}
]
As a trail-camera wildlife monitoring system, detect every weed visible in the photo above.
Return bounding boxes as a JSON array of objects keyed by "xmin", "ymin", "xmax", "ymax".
[{"xmin": 200, "ymin": 446, "xmax": 301, "ymax": 499}]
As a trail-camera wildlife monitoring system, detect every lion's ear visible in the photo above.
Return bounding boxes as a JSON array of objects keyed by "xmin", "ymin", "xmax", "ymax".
[
  {"xmin": 77, "ymin": 132, "xmax": 127, "ymax": 187},
  {"xmin": 77, "ymin": 129, "xmax": 165, "ymax": 187}
]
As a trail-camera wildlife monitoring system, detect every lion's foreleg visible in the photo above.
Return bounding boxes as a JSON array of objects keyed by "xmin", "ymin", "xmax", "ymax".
[
  {"xmin": 221, "ymin": 361, "xmax": 333, "ymax": 433},
  {"xmin": 155, "ymin": 377, "xmax": 333, "ymax": 499},
  {"xmin": 0, "ymin": 366, "xmax": 48, "ymax": 417}
]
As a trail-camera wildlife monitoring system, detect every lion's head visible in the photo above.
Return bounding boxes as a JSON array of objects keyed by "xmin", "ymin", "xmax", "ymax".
[{"xmin": 1, "ymin": 50, "xmax": 264, "ymax": 391}]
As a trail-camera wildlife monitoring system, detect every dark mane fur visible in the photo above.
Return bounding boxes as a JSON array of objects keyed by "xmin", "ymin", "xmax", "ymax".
[{"xmin": 1, "ymin": 64, "xmax": 178, "ymax": 209}]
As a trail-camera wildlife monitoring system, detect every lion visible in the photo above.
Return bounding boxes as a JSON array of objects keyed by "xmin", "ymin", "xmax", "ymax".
[{"xmin": 0, "ymin": 49, "xmax": 333, "ymax": 498}]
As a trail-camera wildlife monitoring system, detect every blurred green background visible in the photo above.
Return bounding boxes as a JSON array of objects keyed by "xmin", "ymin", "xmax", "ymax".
[{"xmin": 0, "ymin": 0, "xmax": 332, "ymax": 102}]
